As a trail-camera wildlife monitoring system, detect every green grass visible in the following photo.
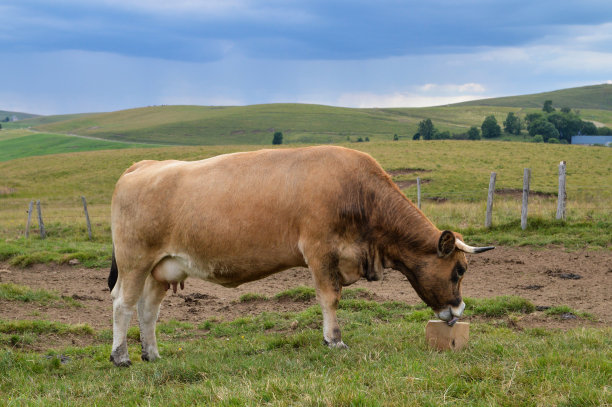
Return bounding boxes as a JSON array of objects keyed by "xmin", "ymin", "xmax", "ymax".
[
  {"xmin": 0, "ymin": 320, "xmax": 94, "ymax": 336},
  {"xmin": 0, "ymin": 283, "xmax": 82, "ymax": 307},
  {"xmin": 0, "ymin": 130, "xmax": 160, "ymax": 161},
  {"xmin": 275, "ymin": 286, "xmax": 316, "ymax": 301},
  {"xmin": 238, "ymin": 293, "xmax": 269, "ymax": 303},
  {"xmin": 0, "ymin": 300, "xmax": 609, "ymax": 406},
  {"xmin": 464, "ymin": 296, "xmax": 535, "ymax": 317}
]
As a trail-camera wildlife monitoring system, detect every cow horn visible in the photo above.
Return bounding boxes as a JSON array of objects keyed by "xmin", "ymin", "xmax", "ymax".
[{"xmin": 455, "ymin": 239, "xmax": 495, "ymax": 254}]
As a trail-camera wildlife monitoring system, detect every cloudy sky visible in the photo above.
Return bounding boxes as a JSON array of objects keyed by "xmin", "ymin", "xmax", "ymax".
[{"xmin": 2, "ymin": 0, "xmax": 612, "ymax": 115}]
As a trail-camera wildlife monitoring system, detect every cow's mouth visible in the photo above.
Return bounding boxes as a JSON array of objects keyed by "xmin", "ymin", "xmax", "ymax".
[{"xmin": 435, "ymin": 301, "xmax": 466, "ymax": 324}]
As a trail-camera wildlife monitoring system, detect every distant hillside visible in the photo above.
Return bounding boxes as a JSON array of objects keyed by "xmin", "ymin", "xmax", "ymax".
[
  {"xmin": 0, "ymin": 130, "xmax": 161, "ymax": 162},
  {"xmin": 455, "ymin": 84, "xmax": 612, "ymax": 111},
  {"xmin": 0, "ymin": 110, "xmax": 40, "ymax": 121},
  {"xmin": 20, "ymin": 84, "xmax": 612, "ymax": 146},
  {"xmin": 32, "ymin": 104, "xmax": 533, "ymax": 145}
]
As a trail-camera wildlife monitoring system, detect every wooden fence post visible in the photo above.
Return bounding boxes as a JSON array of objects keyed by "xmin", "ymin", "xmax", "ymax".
[
  {"xmin": 25, "ymin": 200, "xmax": 33, "ymax": 238},
  {"xmin": 556, "ymin": 161, "xmax": 566, "ymax": 220},
  {"xmin": 417, "ymin": 177, "xmax": 421, "ymax": 209},
  {"xmin": 36, "ymin": 200, "xmax": 46, "ymax": 239},
  {"xmin": 81, "ymin": 196, "xmax": 93, "ymax": 240},
  {"xmin": 485, "ymin": 172, "xmax": 496, "ymax": 228},
  {"xmin": 521, "ymin": 168, "xmax": 531, "ymax": 230}
]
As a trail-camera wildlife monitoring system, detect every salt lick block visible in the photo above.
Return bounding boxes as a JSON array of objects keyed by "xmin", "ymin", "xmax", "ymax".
[{"xmin": 425, "ymin": 320, "xmax": 470, "ymax": 351}]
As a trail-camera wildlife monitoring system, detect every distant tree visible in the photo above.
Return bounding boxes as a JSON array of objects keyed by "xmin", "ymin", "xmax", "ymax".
[
  {"xmin": 418, "ymin": 119, "xmax": 435, "ymax": 140},
  {"xmin": 393, "ymin": 134, "xmax": 399, "ymax": 141},
  {"xmin": 481, "ymin": 115, "xmax": 501, "ymax": 138},
  {"xmin": 547, "ymin": 137, "xmax": 560, "ymax": 144},
  {"xmin": 436, "ymin": 130, "xmax": 451, "ymax": 140},
  {"xmin": 467, "ymin": 126, "xmax": 481, "ymax": 140},
  {"xmin": 3, "ymin": 117, "xmax": 8, "ymax": 122},
  {"xmin": 525, "ymin": 112, "xmax": 543, "ymax": 126},
  {"xmin": 503, "ymin": 112, "xmax": 522, "ymax": 135},
  {"xmin": 542, "ymin": 100, "xmax": 555, "ymax": 113},
  {"xmin": 597, "ymin": 126, "xmax": 612, "ymax": 135},
  {"xmin": 272, "ymin": 131, "xmax": 283, "ymax": 145},
  {"xmin": 0, "ymin": 123, "xmax": 2, "ymax": 130},
  {"xmin": 412, "ymin": 133, "xmax": 421, "ymax": 140},
  {"xmin": 356, "ymin": 137, "xmax": 364, "ymax": 142},
  {"xmin": 533, "ymin": 135, "xmax": 543, "ymax": 143},
  {"xmin": 365, "ymin": 136, "xmax": 370, "ymax": 142},
  {"xmin": 560, "ymin": 107, "xmax": 572, "ymax": 114},
  {"xmin": 546, "ymin": 112, "xmax": 582, "ymax": 142},
  {"xmin": 528, "ymin": 119, "xmax": 559, "ymax": 141},
  {"xmin": 580, "ymin": 121, "xmax": 598, "ymax": 135}
]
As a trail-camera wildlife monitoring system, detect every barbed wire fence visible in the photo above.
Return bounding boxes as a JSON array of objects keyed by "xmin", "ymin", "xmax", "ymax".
[{"xmin": 1, "ymin": 162, "xmax": 610, "ymax": 240}]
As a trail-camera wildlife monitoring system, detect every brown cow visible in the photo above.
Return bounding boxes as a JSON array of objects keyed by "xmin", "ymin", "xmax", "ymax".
[{"xmin": 108, "ymin": 146, "xmax": 493, "ymax": 366}]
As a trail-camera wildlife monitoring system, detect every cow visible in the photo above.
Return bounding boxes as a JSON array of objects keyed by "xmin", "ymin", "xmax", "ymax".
[{"xmin": 108, "ymin": 145, "xmax": 493, "ymax": 366}]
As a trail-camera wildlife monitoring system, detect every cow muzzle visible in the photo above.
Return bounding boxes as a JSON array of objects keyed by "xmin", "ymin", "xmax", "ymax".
[{"xmin": 434, "ymin": 301, "xmax": 466, "ymax": 322}]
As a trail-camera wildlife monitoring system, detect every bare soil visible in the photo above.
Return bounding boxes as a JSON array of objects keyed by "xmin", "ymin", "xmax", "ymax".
[{"xmin": 1, "ymin": 247, "xmax": 610, "ymax": 335}]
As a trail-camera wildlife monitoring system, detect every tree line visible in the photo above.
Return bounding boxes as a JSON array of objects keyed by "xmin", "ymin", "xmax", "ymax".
[
  {"xmin": 269, "ymin": 100, "xmax": 612, "ymax": 144},
  {"xmin": 412, "ymin": 100, "xmax": 611, "ymax": 143}
]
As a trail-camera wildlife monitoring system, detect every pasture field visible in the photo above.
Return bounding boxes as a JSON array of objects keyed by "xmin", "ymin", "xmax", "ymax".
[
  {"xmin": 0, "ymin": 138, "xmax": 610, "ymax": 405},
  {"xmin": 1, "ymin": 255, "xmax": 611, "ymax": 406},
  {"xmin": 1, "ymin": 309, "xmax": 609, "ymax": 406},
  {"xmin": 0, "ymin": 139, "xmax": 610, "ymax": 268},
  {"xmin": 0, "ymin": 130, "xmax": 161, "ymax": 162}
]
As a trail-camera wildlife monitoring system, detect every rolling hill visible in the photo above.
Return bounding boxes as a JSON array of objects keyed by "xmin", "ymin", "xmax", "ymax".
[
  {"xmin": 3, "ymin": 84, "xmax": 612, "ymax": 147},
  {"xmin": 0, "ymin": 110, "xmax": 40, "ymax": 121},
  {"xmin": 454, "ymin": 83, "xmax": 612, "ymax": 110}
]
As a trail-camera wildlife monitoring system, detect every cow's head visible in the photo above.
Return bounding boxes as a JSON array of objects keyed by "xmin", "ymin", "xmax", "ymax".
[{"xmin": 390, "ymin": 230, "xmax": 494, "ymax": 322}]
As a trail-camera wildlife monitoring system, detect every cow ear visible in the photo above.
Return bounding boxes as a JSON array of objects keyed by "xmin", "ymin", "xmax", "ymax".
[{"xmin": 437, "ymin": 230, "xmax": 456, "ymax": 258}]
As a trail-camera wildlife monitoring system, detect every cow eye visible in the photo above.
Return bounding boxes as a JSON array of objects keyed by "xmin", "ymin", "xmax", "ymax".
[{"xmin": 455, "ymin": 263, "xmax": 466, "ymax": 277}]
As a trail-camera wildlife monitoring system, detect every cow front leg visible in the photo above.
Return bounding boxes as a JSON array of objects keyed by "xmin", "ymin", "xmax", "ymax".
[
  {"xmin": 137, "ymin": 275, "xmax": 168, "ymax": 362},
  {"xmin": 310, "ymin": 257, "xmax": 347, "ymax": 349}
]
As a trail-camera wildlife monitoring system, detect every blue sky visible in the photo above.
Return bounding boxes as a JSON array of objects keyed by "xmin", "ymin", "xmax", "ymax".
[{"xmin": 2, "ymin": 0, "xmax": 612, "ymax": 115}]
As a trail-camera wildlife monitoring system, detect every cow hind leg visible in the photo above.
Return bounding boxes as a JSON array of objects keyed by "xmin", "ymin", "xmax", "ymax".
[
  {"xmin": 310, "ymin": 254, "xmax": 347, "ymax": 349},
  {"xmin": 110, "ymin": 269, "xmax": 149, "ymax": 367},
  {"xmin": 138, "ymin": 275, "xmax": 167, "ymax": 362}
]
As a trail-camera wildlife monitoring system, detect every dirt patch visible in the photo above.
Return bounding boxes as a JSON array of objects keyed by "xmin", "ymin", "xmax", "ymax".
[
  {"xmin": 1, "ymin": 247, "xmax": 610, "ymax": 336},
  {"xmin": 496, "ymin": 188, "xmax": 556, "ymax": 199}
]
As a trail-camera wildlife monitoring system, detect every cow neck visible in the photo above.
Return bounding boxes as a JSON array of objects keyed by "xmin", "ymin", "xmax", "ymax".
[{"xmin": 373, "ymin": 185, "xmax": 440, "ymax": 256}]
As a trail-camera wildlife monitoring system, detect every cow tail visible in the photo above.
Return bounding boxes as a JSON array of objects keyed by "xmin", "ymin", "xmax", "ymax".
[{"xmin": 108, "ymin": 246, "xmax": 118, "ymax": 291}]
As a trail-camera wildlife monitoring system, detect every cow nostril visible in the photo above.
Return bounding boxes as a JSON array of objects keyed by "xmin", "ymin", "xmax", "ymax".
[{"xmin": 449, "ymin": 297, "xmax": 462, "ymax": 307}]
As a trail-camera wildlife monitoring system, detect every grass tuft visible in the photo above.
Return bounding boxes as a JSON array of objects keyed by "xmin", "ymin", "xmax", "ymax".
[
  {"xmin": 274, "ymin": 286, "xmax": 316, "ymax": 301},
  {"xmin": 0, "ymin": 283, "xmax": 82, "ymax": 307},
  {"xmin": 238, "ymin": 293, "xmax": 268, "ymax": 302},
  {"xmin": 464, "ymin": 296, "xmax": 535, "ymax": 317},
  {"xmin": 0, "ymin": 319, "xmax": 94, "ymax": 335}
]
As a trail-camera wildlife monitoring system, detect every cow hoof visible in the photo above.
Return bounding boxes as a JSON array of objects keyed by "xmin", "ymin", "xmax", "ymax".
[
  {"xmin": 110, "ymin": 345, "xmax": 132, "ymax": 367},
  {"xmin": 323, "ymin": 339, "xmax": 349, "ymax": 349},
  {"xmin": 110, "ymin": 354, "xmax": 132, "ymax": 367},
  {"xmin": 141, "ymin": 352, "xmax": 161, "ymax": 362}
]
